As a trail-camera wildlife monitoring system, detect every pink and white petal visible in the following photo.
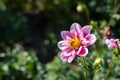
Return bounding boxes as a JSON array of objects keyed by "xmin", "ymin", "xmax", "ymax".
[
  {"xmin": 85, "ymin": 34, "xmax": 97, "ymax": 46},
  {"xmin": 60, "ymin": 52, "xmax": 68, "ymax": 62},
  {"xmin": 81, "ymin": 38, "xmax": 89, "ymax": 46},
  {"xmin": 57, "ymin": 40, "xmax": 69, "ymax": 50},
  {"xmin": 61, "ymin": 31, "xmax": 73, "ymax": 40},
  {"xmin": 64, "ymin": 50, "xmax": 75, "ymax": 57},
  {"xmin": 78, "ymin": 30, "xmax": 84, "ymax": 40},
  {"xmin": 70, "ymin": 29, "xmax": 83, "ymax": 39},
  {"xmin": 70, "ymin": 29, "xmax": 77, "ymax": 38},
  {"xmin": 77, "ymin": 47, "xmax": 88, "ymax": 57},
  {"xmin": 68, "ymin": 51, "xmax": 76, "ymax": 63},
  {"xmin": 81, "ymin": 25, "xmax": 91, "ymax": 36},
  {"xmin": 76, "ymin": 47, "xmax": 82, "ymax": 55},
  {"xmin": 70, "ymin": 23, "xmax": 81, "ymax": 33},
  {"xmin": 108, "ymin": 43, "xmax": 117, "ymax": 49}
]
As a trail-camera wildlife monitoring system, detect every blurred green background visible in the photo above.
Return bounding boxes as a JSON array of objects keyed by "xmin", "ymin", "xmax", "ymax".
[{"xmin": 0, "ymin": 0, "xmax": 120, "ymax": 80}]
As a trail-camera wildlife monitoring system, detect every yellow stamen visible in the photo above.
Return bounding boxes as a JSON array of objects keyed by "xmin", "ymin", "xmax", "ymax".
[{"xmin": 70, "ymin": 38, "xmax": 81, "ymax": 49}]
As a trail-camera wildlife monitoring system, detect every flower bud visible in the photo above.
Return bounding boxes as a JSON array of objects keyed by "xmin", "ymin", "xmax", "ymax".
[
  {"xmin": 93, "ymin": 58, "xmax": 103, "ymax": 66},
  {"xmin": 76, "ymin": 4, "xmax": 83, "ymax": 13},
  {"xmin": 104, "ymin": 27, "xmax": 113, "ymax": 39},
  {"xmin": 93, "ymin": 58, "xmax": 103, "ymax": 72}
]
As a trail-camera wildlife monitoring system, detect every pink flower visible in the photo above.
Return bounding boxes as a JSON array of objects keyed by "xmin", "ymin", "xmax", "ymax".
[
  {"xmin": 105, "ymin": 39, "xmax": 120, "ymax": 49},
  {"xmin": 57, "ymin": 23, "xmax": 97, "ymax": 63}
]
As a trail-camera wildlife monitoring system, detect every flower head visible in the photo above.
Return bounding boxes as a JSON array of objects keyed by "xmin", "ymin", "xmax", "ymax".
[
  {"xmin": 57, "ymin": 23, "xmax": 97, "ymax": 63},
  {"xmin": 104, "ymin": 27, "xmax": 113, "ymax": 39},
  {"xmin": 105, "ymin": 38, "xmax": 120, "ymax": 49}
]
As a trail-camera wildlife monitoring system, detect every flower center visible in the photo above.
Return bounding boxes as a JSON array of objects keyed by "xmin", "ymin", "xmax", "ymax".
[{"xmin": 70, "ymin": 38, "xmax": 81, "ymax": 49}]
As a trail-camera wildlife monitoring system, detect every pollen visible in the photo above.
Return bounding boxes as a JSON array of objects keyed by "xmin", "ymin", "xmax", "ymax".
[{"xmin": 70, "ymin": 38, "xmax": 81, "ymax": 49}]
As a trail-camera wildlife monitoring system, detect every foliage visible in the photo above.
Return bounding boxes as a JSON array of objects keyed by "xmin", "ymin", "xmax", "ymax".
[{"xmin": 0, "ymin": 48, "xmax": 44, "ymax": 80}]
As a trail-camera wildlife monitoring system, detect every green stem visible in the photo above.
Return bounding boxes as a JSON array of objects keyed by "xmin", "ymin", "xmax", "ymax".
[
  {"xmin": 93, "ymin": 70, "xmax": 97, "ymax": 80},
  {"xmin": 81, "ymin": 57, "xmax": 88, "ymax": 80},
  {"xmin": 104, "ymin": 55, "xmax": 115, "ymax": 80}
]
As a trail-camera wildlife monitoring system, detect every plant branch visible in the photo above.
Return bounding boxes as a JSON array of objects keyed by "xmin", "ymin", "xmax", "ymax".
[
  {"xmin": 81, "ymin": 57, "xmax": 88, "ymax": 80},
  {"xmin": 104, "ymin": 55, "xmax": 115, "ymax": 80}
]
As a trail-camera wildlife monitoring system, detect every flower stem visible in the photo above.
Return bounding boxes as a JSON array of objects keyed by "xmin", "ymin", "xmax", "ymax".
[
  {"xmin": 93, "ymin": 70, "xmax": 97, "ymax": 80},
  {"xmin": 81, "ymin": 57, "xmax": 88, "ymax": 80},
  {"xmin": 104, "ymin": 55, "xmax": 115, "ymax": 80}
]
